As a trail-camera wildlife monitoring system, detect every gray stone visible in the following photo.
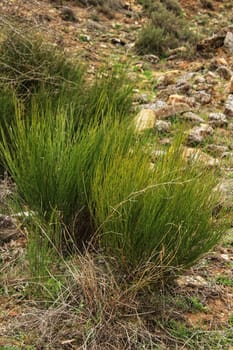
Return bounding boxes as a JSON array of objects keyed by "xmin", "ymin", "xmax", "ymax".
[
  {"xmin": 183, "ymin": 147, "xmax": 219, "ymax": 168},
  {"xmin": 216, "ymin": 179, "xmax": 233, "ymax": 209},
  {"xmin": 224, "ymin": 32, "xmax": 233, "ymax": 54},
  {"xmin": 154, "ymin": 120, "xmax": 171, "ymax": 133},
  {"xmin": 225, "ymin": 94, "xmax": 233, "ymax": 117},
  {"xmin": 143, "ymin": 54, "xmax": 159, "ymax": 64},
  {"xmin": 175, "ymin": 82, "xmax": 191, "ymax": 94},
  {"xmin": 216, "ymin": 65, "xmax": 232, "ymax": 80},
  {"xmin": 206, "ymin": 144, "xmax": 229, "ymax": 156},
  {"xmin": 208, "ymin": 112, "xmax": 228, "ymax": 127},
  {"xmin": 187, "ymin": 124, "xmax": 214, "ymax": 145},
  {"xmin": 154, "ymin": 103, "xmax": 191, "ymax": 120},
  {"xmin": 176, "ymin": 275, "xmax": 208, "ymax": 288},
  {"xmin": 193, "ymin": 91, "xmax": 212, "ymax": 104},
  {"xmin": 87, "ymin": 19, "xmax": 106, "ymax": 32},
  {"xmin": 134, "ymin": 93, "xmax": 150, "ymax": 104},
  {"xmin": 181, "ymin": 112, "xmax": 205, "ymax": 124},
  {"xmin": 140, "ymin": 100, "xmax": 168, "ymax": 111},
  {"xmin": 194, "ymin": 76, "xmax": 205, "ymax": 84}
]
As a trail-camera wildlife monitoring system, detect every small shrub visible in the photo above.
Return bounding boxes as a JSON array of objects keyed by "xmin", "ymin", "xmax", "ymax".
[
  {"xmin": 75, "ymin": 0, "xmax": 123, "ymax": 10},
  {"xmin": 0, "ymin": 26, "xmax": 84, "ymax": 99},
  {"xmin": 136, "ymin": 1, "xmax": 195, "ymax": 56},
  {"xmin": 136, "ymin": 25, "xmax": 168, "ymax": 56},
  {"xmin": 138, "ymin": 0, "xmax": 182, "ymax": 15},
  {"xmin": 161, "ymin": 0, "xmax": 182, "ymax": 15}
]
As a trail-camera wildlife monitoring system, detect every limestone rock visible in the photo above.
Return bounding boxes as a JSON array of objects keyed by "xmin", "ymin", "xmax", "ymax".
[
  {"xmin": 216, "ymin": 179, "xmax": 233, "ymax": 209},
  {"xmin": 143, "ymin": 54, "xmax": 159, "ymax": 64},
  {"xmin": 154, "ymin": 103, "xmax": 191, "ymax": 120},
  {"xmin": 168, "ymin": 94, "xmax": 195, "ymax": 107},
  {"xmin": 87, "ymin": 19, "xmax": 106, "ymax": 32},
  {"xmin": 135, "ymin": 109, "xmax": 155, "ymax": 132},
  {"xmin": 208, "ymin": 112, "xmax": 228, "ymax": 128},
  {"xmin": 134, "ymin": 93, "xmax": 150, "ymax": 104},
  {"xmin": 154, "ymin": 120, "xmax": 171, "ymax": 133},
  {"xmin": 206, "ymin": 144, "xmax": 229, "ymax": 156},
  {"xmin": 140, "ymin": 100, "xmax": 168, "ymax": 111},
  {"xmin": 216, "ymin": 65, "xmax": 232, "ymax": 80},
  {"xmin": 176, "ymin": 275, "xmax": 208, "ymax": 288},
  {"xmin": 181, "ymin": 112, "xmax": 205, "ymax": 124},
  {"xmin": 183, "ymin": 147, "xmax": 219, "ymax": 167},
  {"xmin": 193, "ymin": 91, "xmax": 212, "ymax": 105},
  {"xmin": 225, "ymin": 94, "xmax": 233, "ymax": 117},
  {"xmin": 187, "ymin": 124, "xmax": 214, "ymax": 145},
  {"xmin": 224, "ymin": 32, "xmax": 233, "ymax": 54}
]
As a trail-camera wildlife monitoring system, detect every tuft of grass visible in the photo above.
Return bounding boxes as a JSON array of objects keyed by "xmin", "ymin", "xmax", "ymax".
[
  {"xmin": 91, "ymin": 136, "xmax": 223, "ymax": 277},
  {"xmin": 216, "ymin": 276, "xmax": 233, "ymax": 287}
]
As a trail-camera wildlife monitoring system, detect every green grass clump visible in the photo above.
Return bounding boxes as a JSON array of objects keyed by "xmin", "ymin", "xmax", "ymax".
[
  {"xmin": 91, "ymin": 139, "xmax": 222, "ymax": 275},
  {"xmin": 0, "ymin": 106, "xmax": 94, "ymax": 247},
  {"xmin": 0, "ymin": 102, "xmax": 222, "ymax": 283},
  {"xmin": 136, "ymin": 1, "xmax": 195, "ymax": 56}
]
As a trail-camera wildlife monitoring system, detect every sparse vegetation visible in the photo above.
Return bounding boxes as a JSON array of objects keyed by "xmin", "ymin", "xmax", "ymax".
[
  {"xmin": 0, "ymin": 1, "xmax": 233, "ymax": 349},
  {"xmin": 136, "ymin": 0, "xmax": 196, "ymax": 56}
]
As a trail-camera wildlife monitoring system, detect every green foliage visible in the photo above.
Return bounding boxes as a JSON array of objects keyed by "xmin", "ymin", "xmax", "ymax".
[
  {"xmin": 138, "ymin": 0, "xmax": 182, "ymax": 16},
  {"xmin": 0, "ymin": 25, "xmax": 132, "ymax": 131},
  {"xmin": 188, "ymin": 297, "xmax": 208, "ymax": 312},
  {"xmin": 0, "ymin": 87, "xmax": 17, "ymax": 173},
  {"xmin": 136, "ymin": 1, "xmax": 195, "ymax": 56},
  {"xmin": 91, "ymin": 139, "xmax": 223, "ymax": 274},
  {"xmin": 216, "ymin": 276, "xmax": 233, "ymax": 287},
  {"xmin": 0, "ymin": 27, "xmax": 84, "ymax": 99},
  {"xmin": 0, "ymin": 107, "xmax": 93, "ymax": 246},
  {"xmin": 0, "ymin": 21, "xmax": 223, "ymax": 287},
  {"xmin": 0, "ymin": 101, "xmax": 223, "ymax": 281}
]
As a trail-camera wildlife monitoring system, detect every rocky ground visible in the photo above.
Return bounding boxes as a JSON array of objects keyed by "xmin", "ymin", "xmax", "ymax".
[{"xmin": 0, "ymin": 0, "xmax": 233, "ymax": 349}]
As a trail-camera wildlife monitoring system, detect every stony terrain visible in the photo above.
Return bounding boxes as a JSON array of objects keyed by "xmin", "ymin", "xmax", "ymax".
[{"xmin": 0, "ymin": 0, "xmax": 233, "ymax": 349}]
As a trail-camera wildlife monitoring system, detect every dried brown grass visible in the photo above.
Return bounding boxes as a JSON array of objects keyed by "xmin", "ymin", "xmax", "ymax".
[{"xmin": 5, "ymin": 252, "xmax": 164, "ymax": 349}]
